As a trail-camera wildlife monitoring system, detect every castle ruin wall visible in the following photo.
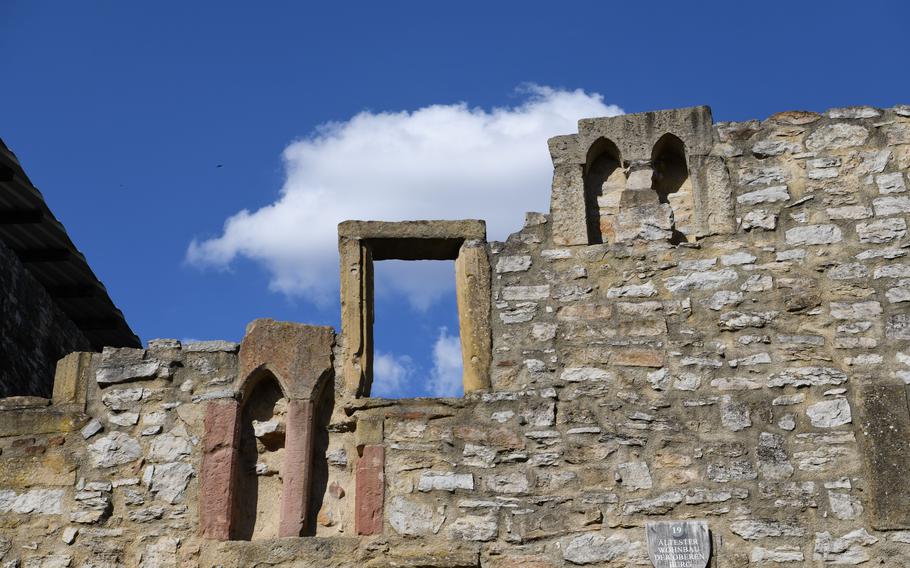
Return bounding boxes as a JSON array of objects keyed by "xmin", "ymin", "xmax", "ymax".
[{"xmin": 2, "ymin": 105, "xmax": 910, "ymax": 566}]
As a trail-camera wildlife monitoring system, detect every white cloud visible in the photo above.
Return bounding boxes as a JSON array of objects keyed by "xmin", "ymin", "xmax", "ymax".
[
  {"xmin": 186, "ymin": 85, "xmax": 621, "ymax": 307},
  {"xmin": 372, "ymin": 328, "xmax": 462, "ymax": 398},
  {"xmin": 427, "ymin": 327, "xmax": 463, "ymax": 397},
  {"xmin": 373, "ymin": 259, "xmax": 456, "ymax": 312},
  {"xmin": 372, "ymin": 351, "xmax": 415, "ymax": 398}
]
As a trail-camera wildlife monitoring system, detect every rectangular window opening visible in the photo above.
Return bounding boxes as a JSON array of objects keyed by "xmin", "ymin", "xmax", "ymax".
[{"xmin": 371, "ymin": 259, "xmax": 463, "ymax": 399}]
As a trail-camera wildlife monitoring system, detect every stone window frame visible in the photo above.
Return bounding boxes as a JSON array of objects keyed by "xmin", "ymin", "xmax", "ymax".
[{"xmin": 338, "ymin": 220, "xmax": 492, "ymax": 399}]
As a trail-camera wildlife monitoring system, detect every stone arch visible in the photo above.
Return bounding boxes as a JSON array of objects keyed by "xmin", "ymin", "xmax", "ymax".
[
  {"xmin": 238, "ymin": 363, "xmax": 290, "ymax": 402},
  {"xmin": 583, "ymin": 137, "xmax": 624, "ymax": 244},
  {"xmin": 234, "ymin": 369, "xmax": 287, "ymax": 540},
  {"xmin": 651, "ymin": 133, "xmax": 694, "ymax": 241},
  {"xmin": 200, "ymin": 320, "xmax": 335, "ymax": 541}
]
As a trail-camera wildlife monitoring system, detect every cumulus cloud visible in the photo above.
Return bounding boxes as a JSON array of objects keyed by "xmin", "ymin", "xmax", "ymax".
[
  {"xmin": 427, "ymin": 328, "xmax": 463, "ymax": 397},
  {"xmin": 372, "ymin": 351, "xmax": 415, "ymax": 398},
  {"xmin": 186, "ymin": 85, "xmax": 621, "ymax": 306},
  {"xmin": 372, "ymin": 329, "xmax": 463, "ymax": 398}
]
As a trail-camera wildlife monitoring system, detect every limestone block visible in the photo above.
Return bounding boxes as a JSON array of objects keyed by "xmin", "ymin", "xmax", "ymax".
[
  {"xmin": 549, "ymin": 162, "xmax": 587, "ymax": 246},
  {"xmin": 785, "ymin": 224, "xmax": 843, "ymax": 246},
  {"xmin": 813, "ymin": 529, "xmax": 878, "ymax": 564},
  {"xmin": 95, "ymin": 347, "xmax": 160, "ymax": 385},
  {"xmin": 388, "ymin": 495, "xmax": 445, "ymax": 536},
  {"xmin": 805, "ymin": 123, "xmax": 870, "ymax": 151},
  {"xmin": 88, "ymin": 431, "xmax": 142, "ymax": 468},
  {"xmin": 737, "ymin": 185, "xmax": 790, "ymax": 205},
  {"xmin": 0, "ymin": 489, "xmax": 65, "ymax": 515},
  {"xmin": 807, "ymin": 399, "xmax": 852, "ymax": 428},
  {"xmin": 447, "ymin": 513, "xmax": 498, "ymax": 542},
  {"xmin": 730, "ymin": 520, "xmax": 805, "ymax": 539},
  {"xmin": 741, "ymin": 209, "xmax": 777, "ymax": 230},
  {"xmin": 562, "ymin": 532, "xmax": 641, "ymax": 565},
  {"xmin": 417, "ymin": 471, "xmax": 474, "ymax": 492},
  {"xmin": 612, "ymin": 190, "xmax": 674, "ymax": 243},
  {"xmin": 495, "ymin": 255, "xmax": 531, "ymax": 273}
]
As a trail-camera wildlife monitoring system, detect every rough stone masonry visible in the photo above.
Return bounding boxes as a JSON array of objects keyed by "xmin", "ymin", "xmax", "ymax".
[{"xmin": 3, "ymin": 105, "xmax": 910, "ymax": 566}]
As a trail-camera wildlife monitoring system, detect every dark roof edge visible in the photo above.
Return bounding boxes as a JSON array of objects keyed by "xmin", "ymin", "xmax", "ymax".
[{"xmin": 0, "ymin": 137, "xmax": 140, "ymax": 350}]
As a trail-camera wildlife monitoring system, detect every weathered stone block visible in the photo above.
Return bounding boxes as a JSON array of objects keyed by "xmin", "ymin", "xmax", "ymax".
[
  {"xmin": 455, "ymin": 241, "xmax": 492, "ymax": 392},
  {"xmin": 355, "ymin": 445, "xmax": 385, "ymax": 535},
  {"xmin": 858, "ymin": 383, "xmax": 910, "ymax": 529},
  {"xmin": 52, "ymin": 352, "xmax": 93, "ymax": 409},
  {"xmin": 200, "ymin": 400, "xmax": 240, "ymax": 540},
  {"xmin": 238, "ymin": 318, "xmax": 334, "ymax": 400}
]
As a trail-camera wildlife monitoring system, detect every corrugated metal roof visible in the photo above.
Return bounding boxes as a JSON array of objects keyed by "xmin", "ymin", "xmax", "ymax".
[{"xmin": 0, "ymin": 138, "xmax": 140, "ymax": 350}]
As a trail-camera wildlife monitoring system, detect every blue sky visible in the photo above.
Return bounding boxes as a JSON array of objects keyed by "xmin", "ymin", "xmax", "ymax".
[{"xmin": 3, "ymin": 1, "xmax": 909, "ymax": 397}]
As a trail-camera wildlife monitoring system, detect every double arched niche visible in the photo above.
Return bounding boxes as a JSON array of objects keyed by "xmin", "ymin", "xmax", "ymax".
[
  {"xmin": 200, "ymin": 321, "xmax": 335, "ymax": 542},
  {"xmin": 582, "ymin": 132, "xmax": 694, "ymax": 245}
]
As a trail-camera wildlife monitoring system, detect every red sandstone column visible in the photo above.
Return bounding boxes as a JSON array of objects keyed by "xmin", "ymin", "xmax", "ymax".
[
  {"xmin": 279, "ymin": 399, "xmax": 315, "ymax": 537},
  {"xmin": 355, "ymin": 445, "xmax": 385, "ymax": 535},
  {"xmin": 200, "ymin": 399, "xmax": 241, "ymax": 540}
]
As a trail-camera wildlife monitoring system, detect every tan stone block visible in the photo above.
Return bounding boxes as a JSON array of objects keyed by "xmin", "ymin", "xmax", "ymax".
[
  {"xmin": 611, "ymin": 348, "xmax": 665, "ymax": 368},
  {"xmin": 484, "ymin": 555, "xmax": 563, "ymax": 568},
  {"xmin": 556, "ymin": 304, "xmax": 613, "ymax": 321},
  {"xmin": 858, "ymin": 382, "xmax": 910, "ymax": 529},
  {"xmin": 0, "ymin": 409, "xmax": 86, "ymax": 437},
  {"xmin": 339, "ymin": 237, "xmax": 373, "ymax": 398},
  {"xmin": 618, "ymin": 319, "xmax": 667, "ymax": 337},
  {"xmin": 549, "ymin": 161, "xmax": 588, "ymax": 246},
  {"xmin": 692, "ymin": 154, "xmax": 736, "ymax": 237},
  {"xmin": 356, "ymin": 417, "xmax": 384, "ymax": 449},
  {"xmin": 0, "ymin": 453, "xmax": 76, "ymax": 487},
  {"xmin": 654, "ymin": 452, "xmax": 693, "ymax": 468},
  {"xmin": 338, "ymin": 219, "xmax": 485, "ymax": 243},
  {"xmin": 366, "ymin": 548, "xmax": 481, "ymax": 568},
  {"xmin": 453, "ymin": 425, "xmax": 523, "ymax": 450},
  {"xmin": 52, "ymin": 352, "xmax": 93, "ymax": 409},
  {"xmin": 455, "ymin": 240, "xmax": 492, "ymax": 392}
]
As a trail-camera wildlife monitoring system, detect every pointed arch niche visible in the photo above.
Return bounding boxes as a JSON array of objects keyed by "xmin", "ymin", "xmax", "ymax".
[
  {"xmin": 583, "ymin": 137, "xmax": 625, "ymax": 244},
  {"xmin": 651, "ymin": 133, "xmax": 695, "ymax": 242},
  {"xmin": 199, "ymin": 320, "xmax": 335, "ymax": 541},
  {"xmin": 234, "ymin": 368, "xmax": 287, "ymax": 540}
]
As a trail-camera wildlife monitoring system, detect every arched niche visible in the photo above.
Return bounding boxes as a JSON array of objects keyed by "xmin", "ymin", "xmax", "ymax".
[
  {"xmin": 200, "ymin": 321, "xmax": 335, "ymax": 542},
  {"xmin": 583, "ymin": 137, "xmax": 624, "ymax": 244},
  {"xmin": 234, "ymin": 369, "xmax": 287, "ymax": 540},
  {"xmin": 651, "ymin": 133, "xmax": 694, "ymax": 242},
  {"xmin": 200, "ymin": 369, "xmax": 330, "ymax": 541}
]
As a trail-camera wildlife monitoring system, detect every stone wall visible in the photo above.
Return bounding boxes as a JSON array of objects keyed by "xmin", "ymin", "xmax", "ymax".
[
  {"xmin": 0, "ymin": 340, "xmax": 239, "ymax": 567},
  {"xmin": 0, "ymin": 238, "xmax": 92, "ymax": 398},
  {"xmin": 3, "ymin": 104, "xmax": 910, "ymax": 567}
]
